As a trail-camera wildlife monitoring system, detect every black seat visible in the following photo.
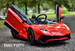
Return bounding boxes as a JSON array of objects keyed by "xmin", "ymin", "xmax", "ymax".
[
  {"xmin": 32, "ymin": 14, "xmax": 36, "ymax": 19},
  {"xmin": 30, "ymin": 14, "xmax": 36, "ymax": 23}
]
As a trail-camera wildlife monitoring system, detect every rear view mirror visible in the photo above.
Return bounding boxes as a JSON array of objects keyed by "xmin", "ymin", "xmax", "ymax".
[{"xmin": 60, "ymin": 16, "xmax": 64, "ymax": 20}]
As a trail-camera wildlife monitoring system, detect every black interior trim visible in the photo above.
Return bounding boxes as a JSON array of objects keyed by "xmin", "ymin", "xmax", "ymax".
[{"xmin": 56, "ymin": 5, "xmax": 59, "ymax": 22}]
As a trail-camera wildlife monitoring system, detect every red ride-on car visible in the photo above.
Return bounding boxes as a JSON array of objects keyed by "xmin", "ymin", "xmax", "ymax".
[{"xmin": 4, "ymin": 5, "xmax": 71, "ymax": 45}]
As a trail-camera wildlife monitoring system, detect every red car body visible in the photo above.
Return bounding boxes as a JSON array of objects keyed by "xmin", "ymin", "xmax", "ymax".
[{"xmin": 4, "ymin": 5, "xmax": 71, "ymax": 44}]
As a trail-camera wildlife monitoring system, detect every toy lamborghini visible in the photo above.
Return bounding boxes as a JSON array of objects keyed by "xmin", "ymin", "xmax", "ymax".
[{"xmin": 4, "ymin": 5, "xmax": 71, "ymax": 45}]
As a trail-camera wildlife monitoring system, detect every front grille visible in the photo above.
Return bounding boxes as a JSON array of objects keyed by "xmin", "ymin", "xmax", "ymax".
[{"xmin": 39, "ymin": 34, "xmax": 70, "ymax": 42}]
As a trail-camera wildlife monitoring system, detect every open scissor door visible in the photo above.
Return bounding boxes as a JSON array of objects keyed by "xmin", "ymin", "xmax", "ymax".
[
  {"xmin": 4, "ymin": 8, "xmax": 25, "ymax": 33},
  {"xmin": 4, "ymin": 5, "xmax": 32, "ymax": 33},
  {"xmin": 56, "ymin": 5, "xmax": 62, "ymax": 23}
]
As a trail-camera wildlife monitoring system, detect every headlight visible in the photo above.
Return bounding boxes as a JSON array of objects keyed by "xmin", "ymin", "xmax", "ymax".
[
  {"xmin": 66, "ymin": 26, "xmax": 70, "ymax": 30},
  {"xmin": 39, "ymin": 29, "xmax": 47, "ymax": 33},
  {"xmin": 64, "ymin": 24, "xmax": 70, "ymax": 30}
]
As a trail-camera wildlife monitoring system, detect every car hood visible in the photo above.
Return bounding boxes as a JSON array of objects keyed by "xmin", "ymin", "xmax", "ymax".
[
  {"xmin": 32, "ymin": 23, "xmax": 66, "ymax": 31},
  {"xmin": 31, "ymin": 23, "xmax": 70, "ymax": 36},
  {"xmin": 39, "ymin": 23, "xmax": 66, "ymax": 32}
]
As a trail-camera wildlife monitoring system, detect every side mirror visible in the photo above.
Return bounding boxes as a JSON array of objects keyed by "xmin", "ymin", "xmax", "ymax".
[{"xmin": 60, "ymin": 16, "xmax": 64, "ymax": 20}]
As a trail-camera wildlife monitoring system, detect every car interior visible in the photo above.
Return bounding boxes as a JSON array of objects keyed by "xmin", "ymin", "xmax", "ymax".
[{"xmin": 30, "ymin": 14, "xmax": 57, "ymax": 24}]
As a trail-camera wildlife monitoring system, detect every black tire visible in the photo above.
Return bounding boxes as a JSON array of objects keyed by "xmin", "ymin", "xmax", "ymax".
[
  {"xmin": 11, "ymin": 30, "xmax": 18, "ymax": 39},
  {"xmin": 27, "ymin": 28, "xmax": 35, "ymax": 45}
]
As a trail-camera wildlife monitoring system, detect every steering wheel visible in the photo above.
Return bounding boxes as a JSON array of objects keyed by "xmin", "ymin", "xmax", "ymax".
[{"xmin": 36, "ymin": 14, "xmax": 47, "ymax": 24}]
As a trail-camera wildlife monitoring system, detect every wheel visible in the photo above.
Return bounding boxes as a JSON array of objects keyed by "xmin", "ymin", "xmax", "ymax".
[
  {"xmin": 27, "ymin": 28, "xmax": 35, "ymax": 45},
  {"xmin": 11, "ymin": 30, "xmax": 18, "ymax": 39}
]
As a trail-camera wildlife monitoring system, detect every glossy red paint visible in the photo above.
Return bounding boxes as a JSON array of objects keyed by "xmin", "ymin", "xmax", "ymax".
[
  {"xmin": 46, "ymin": 37, "xmax": 68, "ymax": 42},
  {"xmin": 28, "ymin": 24, "xmax": 71, "ymax": 40},
  {"xmin": 59, "ymin": 7, "xmax": 62, "ymax": 23},
  {"xmin": 5, "ymin": 8, "xmax": 25, "ymax": 32},
  {"xmin": 4, "ymin": 5, "xmax": 71, "ymax": 43}
]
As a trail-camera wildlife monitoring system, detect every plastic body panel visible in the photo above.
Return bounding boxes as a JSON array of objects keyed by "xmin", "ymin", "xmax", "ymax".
[
  {"xmin": 5, "ymin": 8, "xmax": 25, "ymax": 32},
  {"xmin": 4, "ymin": 5, "xmax": 71, "ymax": 44}
]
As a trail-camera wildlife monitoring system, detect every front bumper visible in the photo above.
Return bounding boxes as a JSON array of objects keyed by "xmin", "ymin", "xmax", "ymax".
[{"xmin": 36, "ymin": 34, "xmax": 71, "ymax": 44}]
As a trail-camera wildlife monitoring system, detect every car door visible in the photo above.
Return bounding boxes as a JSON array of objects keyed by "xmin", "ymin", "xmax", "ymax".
[
  {"xmin": 5, "ymin": 8, "xmax": 25, "ymax": 32},
  {"xmin": 56, "ymin": 5, "xmax": 62, "ymax": 23}
]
